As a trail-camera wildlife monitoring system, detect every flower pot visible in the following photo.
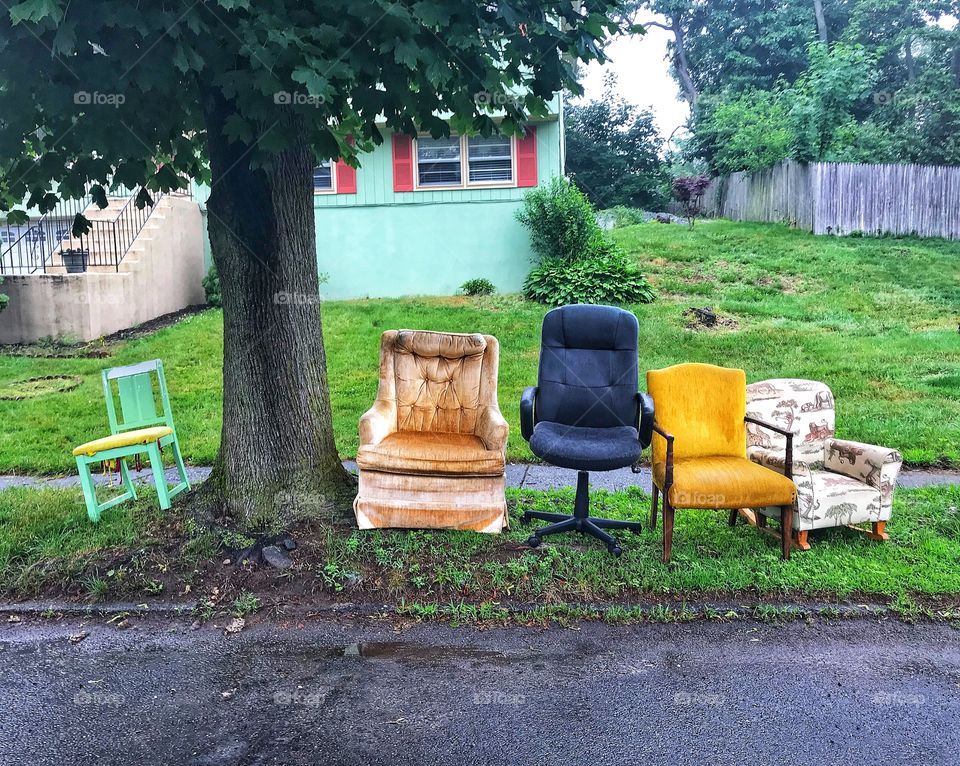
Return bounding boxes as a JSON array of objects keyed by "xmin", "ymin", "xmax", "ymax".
[{"xmin": 62, "ymin": 249, "xmax": 88, "ymax": 273}]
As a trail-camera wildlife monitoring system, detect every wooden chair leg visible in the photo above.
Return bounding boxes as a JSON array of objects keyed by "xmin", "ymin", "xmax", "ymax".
[
  {"xmin": 146, "ymin": 443, "xmax": 172, "ymax": 510},
  {"xmin": 119, "ymin": 459, "xmax": 138, "ymax": 500},
  {"xmin": 728, "ymin": 508, "xmax": 738, "ymax": 527},
  {"xmin": 650, "ymin": 485, "xmax": 659, "ymax": 530},
  {"xmin": 756, "ymin": 511, "xmax": 768, "ymax": 528},
  {"xmin": 76, "ymin": 457, "xmax": 100, "ymax": 523},
  {"xmin": 781, "ymin": 505, "xmax": 792, "ymax": 560},
  {"xmin": 872, "ymin": 521, "xmax": 889, "ymax": 540},
  {"xmin": 662, "ymin": 500, "xmax": 675, "ymax": 563},
  {"xmin": 795, "ymin": 529, "xmax": 810, "ymax": 551}
]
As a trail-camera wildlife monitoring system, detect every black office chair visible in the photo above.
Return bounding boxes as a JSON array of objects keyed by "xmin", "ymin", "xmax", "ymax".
[{"xmin": 520, "ymin": 304, "xmax": 654, "ymax": 555}]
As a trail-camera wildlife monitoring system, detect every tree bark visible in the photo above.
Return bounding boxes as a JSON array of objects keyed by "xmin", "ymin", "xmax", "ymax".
[
  {"xmin": 193, "ymin": 93, "xmax": 356, "ymax": 532},
  {"xmin": 813, "ymin": 0, "xmax": 828, "ymax": 44},
  {"xmin": 669, "ymin": 14, "xmax": 698, "ymax": 107}
]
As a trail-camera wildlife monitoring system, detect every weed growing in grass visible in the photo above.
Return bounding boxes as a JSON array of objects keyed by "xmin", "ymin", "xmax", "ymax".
[{"xmin": 231, "ymin": 591, "xmax": 260, "ymax": 616}]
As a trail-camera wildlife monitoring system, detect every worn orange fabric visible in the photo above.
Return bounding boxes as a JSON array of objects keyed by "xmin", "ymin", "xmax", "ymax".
[
  {"xmin": 356, "ymin": 431, "xmax": 504, "ymax": 476},
  {"xmin": 653, "ymin": 456, "xmax": 796, "ymax": 509},
  {"xmin": 354, "ymin": 329, "xmax": 508, "ymax": 532},
  {"xmin": 647, "ymin": 363, "xmax": 747, "ymax": 467}
]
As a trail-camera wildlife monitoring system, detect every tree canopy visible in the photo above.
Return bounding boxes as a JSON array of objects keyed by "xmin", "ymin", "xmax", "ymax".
[
  {"xmin": 643, "ymin": 0, "xmax": 960, "ymax": 172},
  {"xmin": 564, "ymin": 73, "xmax": 667, "ymax": 209}
]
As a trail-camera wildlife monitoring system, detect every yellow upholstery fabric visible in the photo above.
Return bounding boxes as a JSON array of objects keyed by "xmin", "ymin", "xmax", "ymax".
[
  {"xmin": 73, "ymin": 426, "xmax": 172, "ymax": 457},
  {"xmin": 647, "ymin": 363, "xmax": 747, "ymax": 466},
  {"xmin": 653, "ymin": 456, "xmax": 796, "ymax": 509},
  {"xmin": 356, "ymin": 431, "xmax": 505, "ymax": 476}
]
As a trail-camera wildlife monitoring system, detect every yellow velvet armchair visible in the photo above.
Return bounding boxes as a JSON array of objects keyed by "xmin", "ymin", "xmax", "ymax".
[
  {"xmin": 646, "ymin": 363, "xmax": 797, "ymax": 562},
  {"xmin": 353, "ymin": 330, "xmax": 509, "ymax": 533}
]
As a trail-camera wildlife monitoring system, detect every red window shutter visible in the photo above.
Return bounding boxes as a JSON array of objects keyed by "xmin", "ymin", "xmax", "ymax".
[
  {"xmin": 392, "ymin": 133, "xmax": 414, "ymax": 192},
  {"xmin": 335, "ymin": 159, "xmax": 356, "ymax": 194},
  {"xmin": 516, "ymin": 125, "xmax": 538, "ymax": 188}
]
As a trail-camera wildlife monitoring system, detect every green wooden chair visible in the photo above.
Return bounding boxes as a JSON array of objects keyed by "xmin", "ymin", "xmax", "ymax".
[{"xmin": 72, "ymin": 359, "xmax": 190, "ymax": 522}]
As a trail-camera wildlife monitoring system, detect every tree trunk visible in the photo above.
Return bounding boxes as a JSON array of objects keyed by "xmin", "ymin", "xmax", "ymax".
[
  {"xmin": 813, "ymin": 0, "xmax": 828, "ymax": 44},
  {"xmin": 193, "ymin": 95, "xmax": 356, "ymax": 532},
  {"xmin": 670, "ymin": 15, "xmax": 698, "ymax": 107}
]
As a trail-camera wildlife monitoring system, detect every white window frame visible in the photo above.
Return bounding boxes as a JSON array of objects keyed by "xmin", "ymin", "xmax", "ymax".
[
  {"xmin": 413, "ymin": 133, "xmax": 517, "ymax": 191},
  {"xmin": 313, "ymin": 160, "xmax": 337, "ymax": 195}
]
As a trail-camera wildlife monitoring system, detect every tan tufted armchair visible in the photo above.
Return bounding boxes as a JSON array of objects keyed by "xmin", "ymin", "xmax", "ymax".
[{"xmin": 353, "ymin": 330, "xmax": 509, "ymax": 532}]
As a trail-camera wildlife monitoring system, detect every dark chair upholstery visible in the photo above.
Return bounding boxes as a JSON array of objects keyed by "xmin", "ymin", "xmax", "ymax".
[{"xmin": 520, "ymin": 304, "xmax": 654, "ymax": 555}]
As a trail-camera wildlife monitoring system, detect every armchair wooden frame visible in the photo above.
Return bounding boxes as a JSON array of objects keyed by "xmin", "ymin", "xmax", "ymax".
[{"xmin": 651, "ymin": 416, "xmax": 796, "ymax": 563}]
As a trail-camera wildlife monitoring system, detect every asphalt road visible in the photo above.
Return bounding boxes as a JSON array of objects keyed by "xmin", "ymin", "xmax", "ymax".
[{"xmin": 1, "ymin": 616, "xmax": 958, "ymax": 766}]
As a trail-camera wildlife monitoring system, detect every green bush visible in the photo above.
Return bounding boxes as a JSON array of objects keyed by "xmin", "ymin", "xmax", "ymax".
[
  {"xmin": 523, "ymin": 254, "xmax": 656, "ymax": 307},
  {"xmin": 516, "ymin": 176, "xmax": 608, "ymax": 262},
  {"xmin": 459, "ymin": 278, "xmax": 496, "ymax": 296},
  {"xmin": 202, "ymin": 263, "xmax": 221, "ymax": 307},
  {"xmin": 603, "ymin": 206, "xmax": 648, "ymax": 228},
  {"xmin": 0, "ymin": 276, "xmax": 7, "ymax": 314}
]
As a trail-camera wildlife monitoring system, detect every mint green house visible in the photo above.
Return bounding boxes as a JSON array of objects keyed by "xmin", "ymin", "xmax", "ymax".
[{"xmin": 197, "ymin": 103, "xmax": 564, "ymax": 300}]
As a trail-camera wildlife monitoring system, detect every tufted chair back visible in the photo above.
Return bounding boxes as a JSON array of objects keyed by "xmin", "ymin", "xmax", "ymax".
[
  {"xmin": 745, "ymin": 378, "xmax": 836, "ymax": 465},
  {"xmin": 377, "ymin": 330, "xmax": 498, "ymax": 435},
  {"xmin": 535, "ymin": 304, "xmax": 639, "ymax": 430}
]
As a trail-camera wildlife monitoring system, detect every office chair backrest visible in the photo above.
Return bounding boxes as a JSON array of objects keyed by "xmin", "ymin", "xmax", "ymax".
[{"xmin": 536, "ymin": 304, "xmax": 639, "ymax": 429}]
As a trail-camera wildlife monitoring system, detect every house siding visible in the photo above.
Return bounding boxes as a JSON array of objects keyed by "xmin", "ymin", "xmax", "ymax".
[{"xmin": 195, "ymin": 116, "xmax": 563, "ymax": 299}]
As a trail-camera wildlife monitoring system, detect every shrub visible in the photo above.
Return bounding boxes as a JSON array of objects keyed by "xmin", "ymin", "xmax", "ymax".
[
  {"xmin": 0, "ymin": 276, "xmax": 7, "ymax": 314},
  {"xmin": 672, "ymin": 175, "xmax": 711, "ymax": 228},
  {"xmin": 515, "ymin": 176, "xmax": 607, "ymax": 262},
  {"xmin": 203, "ymin": 263, "xmax": 222, "ymax": 307},
  {"xmin": 523, "ymin": 254, "xmax": 656, "ymax": 307},
  {"xmin": 459, "ymin": 278, "xmax": 496, "ymax": 296}
]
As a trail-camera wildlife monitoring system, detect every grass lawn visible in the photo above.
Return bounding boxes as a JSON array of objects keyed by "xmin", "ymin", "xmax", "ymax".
[
  {"xmin": 2, "ymin": 483, "xmax": 959, "ymax": 605},
  {"xmin": 0, "ymin": 219, "xmax": 958, "ymax": 474}
]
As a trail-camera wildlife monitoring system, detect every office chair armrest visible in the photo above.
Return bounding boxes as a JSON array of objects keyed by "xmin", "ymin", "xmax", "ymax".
[
  {"xmin": 745, "ymin": 416, "xmax": 794, "ymax": 481},
  {"xmin": 652, "ymin": 422, "xmax": 675, "ymax": 489},
  {"xmin": 520, "ymin": 386, "xmax": 537, "ymax": 442},
  {"xmin": 635, "ymin": 392, "xmax": 655, "ymax": 449}
]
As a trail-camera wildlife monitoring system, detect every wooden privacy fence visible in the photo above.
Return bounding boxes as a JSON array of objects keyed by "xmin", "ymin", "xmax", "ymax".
[{"xmin": 700, "ymin": 160, "xmax": 960, "ymax": 240}]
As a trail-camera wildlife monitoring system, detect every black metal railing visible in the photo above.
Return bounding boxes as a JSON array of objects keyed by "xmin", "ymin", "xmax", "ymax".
[{"xmin": 0, "ymin": 186, "xmax": 188, "ymax": 275}]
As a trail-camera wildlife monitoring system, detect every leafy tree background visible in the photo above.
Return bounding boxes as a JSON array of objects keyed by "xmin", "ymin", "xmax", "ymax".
[
  {"xmin": 564, "ymin": 73, "xmax": 668, "ymax": 209},
  {"xmin": 642, "ymin": 0, "xmax": 960, "ymax": 173}
]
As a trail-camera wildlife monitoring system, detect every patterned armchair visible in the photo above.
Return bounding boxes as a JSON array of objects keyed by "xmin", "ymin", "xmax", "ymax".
[
  {"xmin": 745, "ymin": 378, "xmax": 903, "ymax": 549},
  {"xmin": 353, "ymin": 330, "xmax": 509, "ymax": 533}
]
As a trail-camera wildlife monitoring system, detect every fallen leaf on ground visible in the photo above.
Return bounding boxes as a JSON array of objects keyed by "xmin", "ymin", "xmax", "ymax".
[{"xmin": 224, "ymin": 618, "xmax": 245, "ymax": 635}]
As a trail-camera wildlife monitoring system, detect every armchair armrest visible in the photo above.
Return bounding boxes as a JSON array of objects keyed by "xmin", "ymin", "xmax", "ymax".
[
  {"xmin": 520, "ymin": 386, "xmax": 537, "ymax": 442},
  {"xmin": 825, "ymin": 438, "xmax": 903, "ymax": 510},
  {"xmin": 635, "ymin": 392, "xmax": 655, "ymax": 449},
  {"xmin": 651, "ymin": 421, "xmax": 675, "ymax": 489},
  {"xmin": 358, "ymin": 398, "xmax": 397, "ymax": 448},
  {"xmin": 476, "ymin": 405, "xmax": 509, "ymax": 453},
  {"xmin": 745, "ymin": 416, "xmax": 794, "ymax": 480}
]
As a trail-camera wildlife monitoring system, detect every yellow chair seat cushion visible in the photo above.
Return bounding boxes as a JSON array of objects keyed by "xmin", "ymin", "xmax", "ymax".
[
  {"xmin": 73, "ymin": 426, "xmax": 173, "ymax": 457},
  {"xmin": 653, "ymin": 455, "xmax": 796, "ymax": 509}
]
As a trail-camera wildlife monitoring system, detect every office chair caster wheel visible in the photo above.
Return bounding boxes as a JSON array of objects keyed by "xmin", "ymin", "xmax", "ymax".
[
  {"xmin": 526, "ymin": 535, "xmax": 541, "ymax": 549},
  {"xmin": 608, "ymin": 544, "xmax": 622, "ymax": 557}
]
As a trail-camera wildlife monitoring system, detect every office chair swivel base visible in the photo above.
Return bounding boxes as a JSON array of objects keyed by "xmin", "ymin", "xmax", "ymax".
[{"xmin": 521, "ymin": 471, "xmax": 641, "ymax": 556}]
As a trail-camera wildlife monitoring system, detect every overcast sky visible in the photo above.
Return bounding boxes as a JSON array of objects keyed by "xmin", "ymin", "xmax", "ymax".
[{"xmin": 576, "ymin": 21, "xmax": 690, "ymax": 147}]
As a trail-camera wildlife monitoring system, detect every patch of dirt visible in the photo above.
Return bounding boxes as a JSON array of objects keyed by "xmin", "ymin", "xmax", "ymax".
[
  {"xmin": 0, "ymin": 305, "xmax": 208, "ymax": 358},
  {"xmin": 0, "ymin": 375, "xmax": 83, "ymax": 400},
  {"xmin": 682, "ymin": 306, "xmax": 739, "ymax": 331},
  {"xmin": 755, "ymin": 274, "xmax": 802, "ymax": 294}
]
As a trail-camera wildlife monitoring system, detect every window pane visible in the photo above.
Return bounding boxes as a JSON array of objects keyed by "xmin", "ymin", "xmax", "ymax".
[
  {"xmin": 313, "ymin": 161, "xmax": 333, "ymax": 191},
  {"xmin": 417, "ymin": 136, "xmax": 461, "ymax": 186},
  {"xmin": 467, "ymin": 136, "xmax": 513, "ymax": 183}
]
